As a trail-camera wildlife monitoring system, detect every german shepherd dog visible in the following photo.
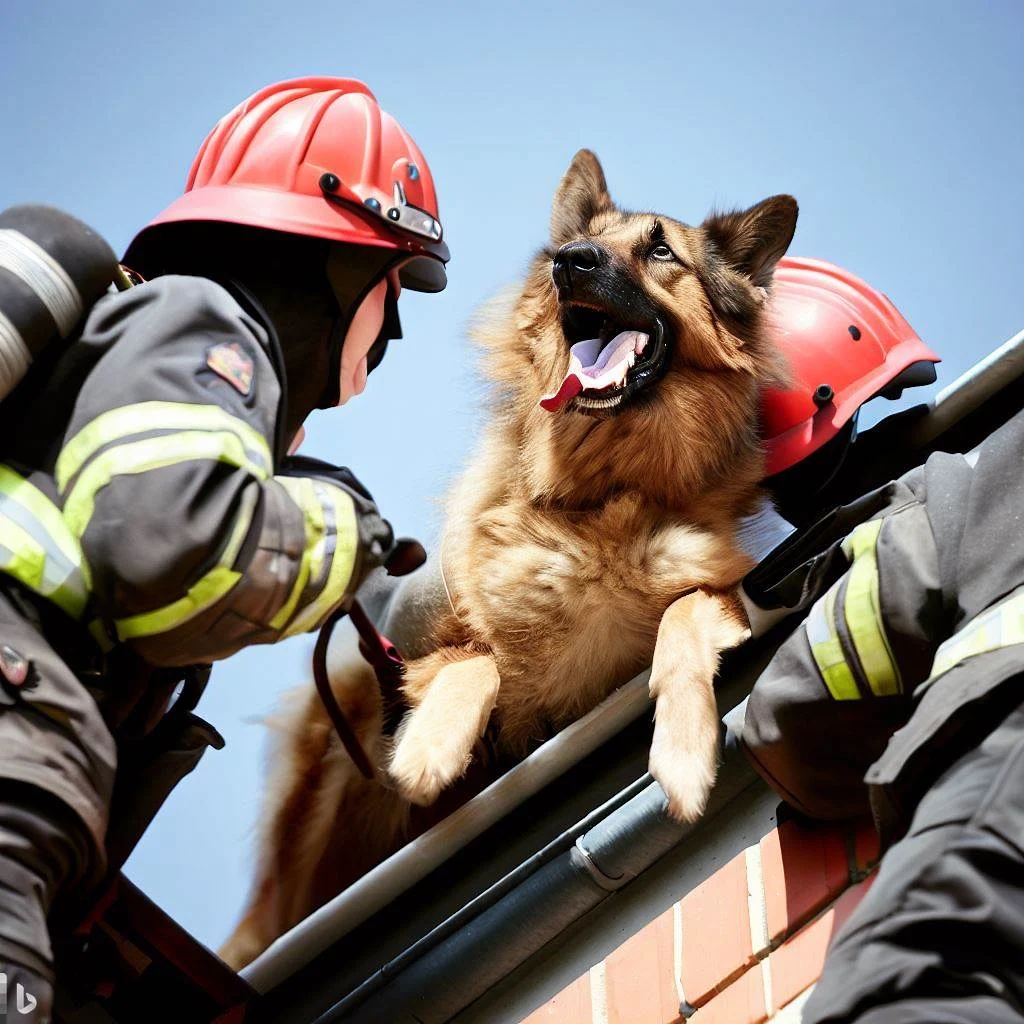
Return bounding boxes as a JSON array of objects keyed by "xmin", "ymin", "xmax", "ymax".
[{"xmin": 220, "ymin": 151, "xmax": 797, "ymax": 969}]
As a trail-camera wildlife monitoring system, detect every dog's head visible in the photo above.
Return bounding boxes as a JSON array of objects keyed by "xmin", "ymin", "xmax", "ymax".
[
  {"xmin": 529, "ymin": 149, "xmax": 797, "ymax": 418},
  {"xmin": 475, "ymin": 150, "xmax": 798, "ymax": 505}
]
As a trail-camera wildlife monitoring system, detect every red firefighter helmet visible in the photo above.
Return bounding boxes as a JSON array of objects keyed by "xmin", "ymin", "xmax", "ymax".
[
  {"xmin": 762, "ymin": 257, "xmax": 939, "ymax": 478},
  {"xmin": 124, "ymin": 77, "xmax": 448, "ymax": 292}
]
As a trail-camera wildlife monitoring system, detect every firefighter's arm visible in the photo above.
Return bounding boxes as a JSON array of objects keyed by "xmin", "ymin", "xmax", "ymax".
[
  {"xmin": 55, "ymin": 276, "xmax": 384, "ymax": 666},
  {"xmin": 740, "ymin": 500, "xmax": 947, "ymax": 819}
]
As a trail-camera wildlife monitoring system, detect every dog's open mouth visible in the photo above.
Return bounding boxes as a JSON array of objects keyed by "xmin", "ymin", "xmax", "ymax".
[{"xmin": 540, "ymin": 304, "xmax": 669, "ymax": 415}]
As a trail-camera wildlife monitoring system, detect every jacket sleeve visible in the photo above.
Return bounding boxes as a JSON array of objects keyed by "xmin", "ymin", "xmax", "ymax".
[
  {"xmin": 54, "ymin": 276, "xmax": 361, "ymax": 666},
  {"xmin": 741, "ymin": 497, "xmax": 949, "ymax": 819}
]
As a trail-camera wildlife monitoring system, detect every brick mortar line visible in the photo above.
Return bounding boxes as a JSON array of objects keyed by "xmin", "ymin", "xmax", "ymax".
[
  {"xmin": 843, "ymin": 826, "xmax": 867, "ymax": 884},
  {"xmin": 589, "ymin": 960, "xmax": 608, "ymax": 1024},
  {"xmin": 744, "ymin": 844, "xmax": 769, "ymax": 956},
  {"xmin": 761, "ymin": 957, "xmax": 774, "ymax": 1017},
  {"xmin": 673, "ymin": 901, "xmax": 686, "ymax": 1011}
]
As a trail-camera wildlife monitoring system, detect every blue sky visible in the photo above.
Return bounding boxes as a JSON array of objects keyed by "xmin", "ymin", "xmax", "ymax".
[{"xmin": 2, "ymin": 1, "xmax": 1022, "ymax": 953}]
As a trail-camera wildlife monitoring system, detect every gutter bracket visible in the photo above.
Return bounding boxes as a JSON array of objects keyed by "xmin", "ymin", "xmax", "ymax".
[{"xmin": 571, "ymin": 837, "xmax": 626, "ymax": 892}]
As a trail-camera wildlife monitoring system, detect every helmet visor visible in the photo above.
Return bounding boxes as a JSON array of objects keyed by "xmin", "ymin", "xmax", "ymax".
[{"xmin": 399, "ymin": 253, "xmax": 446, "ymax": 293}]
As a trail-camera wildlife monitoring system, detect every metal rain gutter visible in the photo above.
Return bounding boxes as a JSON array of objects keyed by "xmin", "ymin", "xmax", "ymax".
[
  {"xmin": 317, "ymin": 773, "xmax": 656, "ymax": 1022},
  {"xmin": 910, "ymin": 327, "xmax": 1024, "ymax": 444},
  {"xmin": 318, "ymin": 724, "xmax": 760, "ymax": 1024}
]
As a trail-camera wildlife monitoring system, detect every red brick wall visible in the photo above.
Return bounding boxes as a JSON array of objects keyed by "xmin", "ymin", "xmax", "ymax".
[{"xmin": 523, "ymin": 817, "xmax": 880, "ymax": 1024}]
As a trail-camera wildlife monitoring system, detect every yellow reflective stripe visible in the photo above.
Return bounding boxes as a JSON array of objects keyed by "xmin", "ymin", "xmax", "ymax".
[
  {"xmin": 282, "ymin": 483, "xmax": 358, "ymax": 638},
  {"xmin": 932, "ymin": 622, "xmax": 994, "ymax": 677},
  {"xmin": 841, "ymin": 519, "xmax": 901, "ymax": 697},
  {"xmin": 808, "ymin": 584, "xmax": 861, "ymax": 700},
  {"xmin": 111, "ymin": 490, "xmax": 257, "ymax": 641},
  {"xmin": 42, "ymin": 577, "xmax": 88, "ymax": 620},
  {"xmin": 270, "ymin": 477, "xmax": 319, "ymax": 631},
  {"xmin": 0, "ymin": 464, "xmax": 81, "ymax": 567},
  {"xmin": 221, "ymin": 487, "xmax": 259, "ymax": 568},
  {"xmin": 56, "ymin": 401, "xmax": 271, "ymax": 492},
  {"xmin": 63, "ymin": 431, "xmax": 270, "ymax": 540},
  {"xmin": 0, "ymin": 517, "xmax": 46, "ymax": 592},
  {"xmin": 931, "ymin": 587, "xmax": 1024, "ymax": 679},
  {"xmin": 0, "ymin": 518, "xmax": 85, "ymax": 618},
  {"xmin": 114, "ymin": 566, "xmax": 242, "ymax": 640},
  {"xmin": 0, "ymin": 466, "xmax": 89, "ymax": 618}
]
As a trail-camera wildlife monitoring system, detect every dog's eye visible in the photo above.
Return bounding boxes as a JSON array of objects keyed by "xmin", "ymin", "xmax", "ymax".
[{"xmin": 649, "ymin": 243, "xmax": 675, "ymax": 262}]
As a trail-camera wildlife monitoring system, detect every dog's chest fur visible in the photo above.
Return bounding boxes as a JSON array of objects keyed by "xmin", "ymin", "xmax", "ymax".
[{"xmin": 445, "ymin": 486, "xmax": 749, "ymax": 753}]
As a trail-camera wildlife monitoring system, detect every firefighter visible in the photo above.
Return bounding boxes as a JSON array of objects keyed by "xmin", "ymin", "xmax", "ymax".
[
  {"xmin": 0, "ymin": 77, "xmax": 448, "ymax": 1021},
  {"xmin": 739, "ymin": 397, "xmax": 1024, "ymax": 1021}
]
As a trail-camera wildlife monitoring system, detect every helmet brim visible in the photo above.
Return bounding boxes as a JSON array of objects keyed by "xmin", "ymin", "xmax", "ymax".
[
  {"xmin": 398, "ymin": 254, "xmax": 447, "ymax": 293},
  {"xmin": 124, "ymin": 184, "xmax": 447, "ymax": 292},
  {"xmin": 762, "ymin": 337, "xmax": 940, "ymax": 477}
]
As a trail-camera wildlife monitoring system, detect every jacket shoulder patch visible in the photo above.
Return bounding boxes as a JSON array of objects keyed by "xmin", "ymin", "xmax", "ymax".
[{"xmin": 206, "ymin": 342, "xmax": 254, "ymax": 396}]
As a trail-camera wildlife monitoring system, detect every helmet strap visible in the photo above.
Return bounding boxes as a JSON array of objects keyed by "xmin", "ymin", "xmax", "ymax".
[
  {"xmin": 320, "ymin": 314, "xmax": 347, "ymax": 409},
  {"xmin": 319, "ymin": 246, "xmax": 405, "ymax": 409}
]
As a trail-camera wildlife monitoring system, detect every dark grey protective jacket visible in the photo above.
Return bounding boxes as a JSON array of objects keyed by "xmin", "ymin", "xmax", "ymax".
[
  {"xmin": 0, "ymin": 274, "xmax": 378, "ymax": 988},
  {"xmin": 0, "ymin": 275, "xmax": 364, "ymax": 667},
  {"xmin": 739, "ymin": 406, "xmax": 1024, "ymax": 839}
]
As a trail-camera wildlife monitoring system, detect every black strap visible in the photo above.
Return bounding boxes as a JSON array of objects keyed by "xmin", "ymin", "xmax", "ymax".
[
  {"xmin": 312, "ymin": 602, "xmax": 385, "ymax": 780},
  {"xmin": 312, "ymin": 541, "xmax": 424, "ymax": 777},
  {"xmin": 350, "ymin": 600, "xmax": 408, "ymax": 736}
]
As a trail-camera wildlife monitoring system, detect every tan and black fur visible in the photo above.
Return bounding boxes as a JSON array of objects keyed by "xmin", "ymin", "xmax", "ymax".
[{"xmin": 220, "ymin": 151, "xmax": 797, "ymax": 969}]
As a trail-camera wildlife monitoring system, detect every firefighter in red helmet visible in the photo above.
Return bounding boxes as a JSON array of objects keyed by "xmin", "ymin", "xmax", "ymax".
[
  {"xmin": 734, "ymin": 265, "xmax": 1024, "ymax": 1018},
  {"xmin": 0, "ymin": 78, "xmax": 448, "ymax": 1020}
]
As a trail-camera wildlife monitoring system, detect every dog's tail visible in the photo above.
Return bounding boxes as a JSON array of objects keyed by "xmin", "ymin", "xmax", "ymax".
[{"xmin": 219, "ymin": 636, "xmax": 409, "ymax": 970}]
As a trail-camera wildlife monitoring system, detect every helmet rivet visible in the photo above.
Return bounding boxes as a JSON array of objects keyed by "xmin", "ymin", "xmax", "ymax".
[
  {"xmin": 364, "ymin": 197, "xmax": 382, "ymax": 212},
  {"xmin": 848, "ymin": 324, "xmax": 861, "ymax": 340},
  {"xmin": 387, "ymin": 208, "xmax": 401, "ymax": 221},
  {"xmin": 813, "ymin": 383, "xmax": 835, "ymax": 407},
  {"xmin": 407, "ymin": 164, "xmax": 420, "ymax": 181},
  {"xmin": 320, "ymin": 173, "xmax": 340, "ymax": 193}
]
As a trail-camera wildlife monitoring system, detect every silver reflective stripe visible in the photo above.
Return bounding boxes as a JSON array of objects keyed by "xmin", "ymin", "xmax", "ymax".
[
  {"xmin": 0, "ymin": 309, "xmax": 31, "ymax": 399},
  {"xmin": 930, "ymin": 586, "xmax": 1024, "ymax": 680},
  {"xmin": 0, "ymin": 466, "xmax": 89, "ymax": 619},
  {"xmin": 0, "ymin": 229, "xmax": 83, "ymax": 336},
  {"xmin": 0, "ymin": 491, "xmax": 89, "ymax": 612}
]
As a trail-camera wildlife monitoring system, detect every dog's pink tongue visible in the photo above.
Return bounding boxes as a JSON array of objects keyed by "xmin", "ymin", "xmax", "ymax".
[{"xmin": 540, "ymin": 331, "xmax": 649, "ymax": 412}]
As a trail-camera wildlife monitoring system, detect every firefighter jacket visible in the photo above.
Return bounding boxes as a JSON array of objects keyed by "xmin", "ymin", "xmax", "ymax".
[
  {"xmin": 0, "ymin": 275, "xmax": 368, "ymax": 667},
  {"xmin": 737, "ymin": 406, "xmax": 1024, "ymax": 839}
]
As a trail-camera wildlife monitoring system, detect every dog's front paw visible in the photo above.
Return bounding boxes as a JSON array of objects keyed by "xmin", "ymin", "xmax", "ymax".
[
  {"xmin": 386, "ymin": 724, "xmax": 470, "ymax": 807},
  {"xmin": 648, "ymin": 727, "xmax": 718, "ymax": 824}
]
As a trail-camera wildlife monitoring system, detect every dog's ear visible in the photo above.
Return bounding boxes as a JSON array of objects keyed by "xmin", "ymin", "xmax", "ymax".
[
  {"xmin": 702, "ymin": 195, "xmax": 798, "ymax": 289},
  {"xmin": 698, "ymin": 196, "xmax": 798, "ymax": 320},
  {"xmin": 550, "ymin": 149, "xmax": 613, "ymax": 246}
]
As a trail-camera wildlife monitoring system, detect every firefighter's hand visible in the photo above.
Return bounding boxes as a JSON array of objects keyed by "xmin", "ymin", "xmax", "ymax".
[
  {"xmin": 279, "ymin": 456, "xmax": 395, "ymax": 593},
  {"xmin": 347, "ymin": 483, "xmax": 395, "ymax": 586}
]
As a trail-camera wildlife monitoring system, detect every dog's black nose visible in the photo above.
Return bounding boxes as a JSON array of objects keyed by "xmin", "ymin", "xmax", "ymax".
[{"xmin": 552, "ymin": 241, "xmax": 604, "ymax": 290}]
